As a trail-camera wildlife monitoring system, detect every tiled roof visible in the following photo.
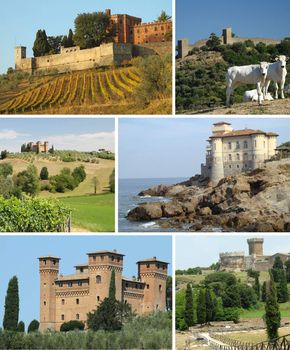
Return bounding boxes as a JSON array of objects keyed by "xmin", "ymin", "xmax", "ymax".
[{"xmin": 210, "ymin": 129, "xmax": 278, "ymax": 138}]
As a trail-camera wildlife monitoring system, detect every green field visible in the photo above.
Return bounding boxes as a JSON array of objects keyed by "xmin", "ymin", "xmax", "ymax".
[
  {"xmin": 223, "ymin": 327, "xmax": 290, "ymax": 343},
  {"xmin": 240, "ymin": 301, "xmax": 290, "ymax": 318},
  {"xmin": 59, "ymin": 193, "xmax": 114, "ymax": 232}
]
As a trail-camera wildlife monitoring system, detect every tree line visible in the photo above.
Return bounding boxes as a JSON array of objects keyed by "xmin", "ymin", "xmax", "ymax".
[{"xmin": 176, "ymin": 256, "xmax": 290, "ymax": 341}]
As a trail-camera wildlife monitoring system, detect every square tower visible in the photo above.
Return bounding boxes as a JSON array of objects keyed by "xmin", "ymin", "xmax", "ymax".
[
  {"xmin": 38, "ymin": 256, "xmax": 60, "ymax": 331},
  {"xmin": 137, "ymin": 257, "xmax": 168, "ymax": 313},
  {"xmin": 14, "ymin": 46, "xmax": 26, "ymax": 69},
  {"xmin": 222, "ymin": 27, "xmax": 233, "ymax": 45},
  {"xmin": 248, "ymin": 238, "xmax": 264, "ymax": 257}
]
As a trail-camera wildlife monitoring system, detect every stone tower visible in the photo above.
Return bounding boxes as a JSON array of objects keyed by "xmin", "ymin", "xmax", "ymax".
[
  {"xmin": 177, "ymin": 39, "xmax": 189, "ymax": 59},
  {"xmin": 248, "ymin": 238, "xmax": 264, "ymax": 256},
  {"xmin": 87, "ymin": 250, "xmax": 124, "ymax": 310},
  {"xmin": 14, "ymin": 46, "xmax": 26, "ymax": 70},
  {"xmin": 137, "ymin": 257, "xmax": 168, "ymax": 313},
  {"xmin": 38, "ymin": 256, "xmax": 60, "ymax": 331},
  {"xmin": 222, "ymin": 27, "xmax": 233, "ymax": 45}
]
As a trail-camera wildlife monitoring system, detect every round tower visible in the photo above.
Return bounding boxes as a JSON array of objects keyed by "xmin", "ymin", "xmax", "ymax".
[
  {"xmin": 251, "ymin": 134, "xmax": 265, "ymax": 169},
  {"xmin": 87, "ymin": 250, "xmax": 124, "ymax": 310},
  {"xmin": 38, "ymin": 256, "xmax": 60, "ymax": 331},
  {"xmin": 137, "ymin": 257, "xmax": 168, "ymax": 313},
  {"xmin": 247, "ymin": 238, "xmax": 264, "ymax": 256},
  {"xmin": 210, "ymin": 137, "xmax": 224, "ymax": 185}
]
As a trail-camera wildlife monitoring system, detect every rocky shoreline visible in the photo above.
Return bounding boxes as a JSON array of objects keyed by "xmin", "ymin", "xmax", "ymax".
[{"xmin": 126, "ymin": 162, "xmax": 290, "ymax": 232}]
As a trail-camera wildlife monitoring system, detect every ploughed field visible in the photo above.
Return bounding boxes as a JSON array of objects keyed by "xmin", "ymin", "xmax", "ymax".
[{"xmin": 0, "ymin": 67, "xmax": 142, "ymax": 114}]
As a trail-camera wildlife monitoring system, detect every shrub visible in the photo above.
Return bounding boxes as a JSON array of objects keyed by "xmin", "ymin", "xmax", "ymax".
[
  {"xmin": 40, "ymin": 167, "xmax": 49, "ymax": 180},
  {"xmin": 60, "ymin": 320, "xmax": 85, "ymax": 332},
  {"xmin": 27, "ymin": 319, "xmax": 39, "ymax": 333},
  {"xmin": 0, "ymin": 163, "xmax": 13, "ymax": 177},
  {"xmin": 72, "ymin": 165, "xmax": 86, "ymax": 184}
]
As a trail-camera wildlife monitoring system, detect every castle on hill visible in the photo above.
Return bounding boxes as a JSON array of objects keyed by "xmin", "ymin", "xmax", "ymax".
[
  {"xmin": 15, "ymin": 9, "xmax": 172, "ymax": 75},
  {"xmin": 219, "ymin": 238, "xmax": 290, "ymax": 272},
  {"xmin": 21, "ymin": 141, "xmax": 49, "ymax": 153},
  {"xmin": 38, "ymin": 250, "xmax": 168, "ymax": 331},
  {"xmin": 201, "ymin": 121, "xmax": 278, "ymax": 185},
  {"xmin": 177, "ymin": 27, "xmax": 281, "ymax": 58}
]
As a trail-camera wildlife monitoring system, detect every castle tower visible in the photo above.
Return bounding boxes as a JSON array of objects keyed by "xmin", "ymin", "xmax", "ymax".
[
  {"xmin": 177, "ymin": 39, "xmax": 189, "ymax": 59},
  {"xmin": 248, "ymin": 238, "xmax": 264, "ymax": 256},
  {"xmin": 222, "ymin": 27, "xmax": 233, "ymax": 45},
  {"xmin": 210, "ymin": 137, "xmax": 224, "ymax": 185},
  {"xmin": 38, "ymin": 256, "xmax": 60, "ymax": 331},
  {"xmin": 251, "ymin": 134, "xmax": 265, "ymax": 169},
  {"xmin": 87, "ymin": 250, "xmax": 124, "ymax": 310},
  {"xmin": 14, "ymin": 46, "xmax": 26, "ymax": 70},
  {"xmin": 137, "ymin": 257, "xmax": 168, "ymax": 313},
  {"xmin": 44, "ymin": 141, "xmax": 49, "ymax": 153}
]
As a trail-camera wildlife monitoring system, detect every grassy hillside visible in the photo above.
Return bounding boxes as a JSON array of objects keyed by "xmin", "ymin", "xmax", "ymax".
[
  {"xmin": 0, "ymin": 65, "xmax": 171, "ymax": 115},
  {"xmin": 59, "ymin": 193, "xmax": 114, "ymax": 232},
  {"xmin": 1, "ymin": 156, "xmax": 115, "ymax": 232},
  {"xmin": 1, "ymin": 156, "xmax": 114, "ymax": 197},
  {"xmin": 176, "ymin": 38, "xmax": 290, "ymax": 114}
]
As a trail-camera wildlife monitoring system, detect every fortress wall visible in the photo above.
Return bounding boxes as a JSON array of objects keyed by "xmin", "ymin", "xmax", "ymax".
[
  {"xmin": 16, "ymin": 43, "xmax": 134, "ymax": 74},
  {"xmin": 133, "ymin": 42, "xmax": 172, "ymax": 57}
]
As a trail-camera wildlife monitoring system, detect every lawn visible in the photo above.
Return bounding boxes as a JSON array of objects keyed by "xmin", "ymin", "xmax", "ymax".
[
  {"xmin": 223, "ymin": 327, "xmax": 290, "ymax": 343},
  {"xmin": 241, "ymin": 301, "xmax": 290, "ymax": 318},
  {"xmin": 59, "ymin": 193, "xmax": 115, "ymax": 232}
]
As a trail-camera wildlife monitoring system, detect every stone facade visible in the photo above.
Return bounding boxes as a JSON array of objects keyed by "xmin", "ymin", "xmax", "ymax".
[
  {"xmin": 38, "ymin": 251, "xmax": 168, "ymax": 331},
  {"xmin": 201, "ymin": 122, "xmax": 278, "ymax": 185},
  {"xmin": 25, "ymin": 141, "xmax": 49, "ymax": 153},
  {"xmin": 219, "ymin": 238, "xmax": 290, "ymax": 272},
  {"xmin": 133, "ymin": 21, "xmax": 172, "ymax": 45},
  {"xmin": 15, "ymin": 43, "xmax": 133, "ymax": 75},
  {"xmin": 177, "ymin": 27, "xmax": 281, "ymax": 58}
]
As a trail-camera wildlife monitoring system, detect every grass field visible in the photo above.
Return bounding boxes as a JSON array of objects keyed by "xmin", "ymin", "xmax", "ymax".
[
  {"xmin": 240, "ymin": 301, "xmax": 290, "ymax": 319},
  {"xmin": 222, "ymin": 327, "xmax": 290, "ymax": 343},
  {"xmin": 59, "ymin": 193, "xmax": 114, "ymax": 232}
]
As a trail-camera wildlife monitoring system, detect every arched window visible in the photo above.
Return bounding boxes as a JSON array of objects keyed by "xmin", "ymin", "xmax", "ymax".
[
  {"xmin": 96, "ymin": 275, "xmax": 101, "ymax": 284},
  {"xmin": 236, "ymin": 141, "xmax": 240, "ymax": 149},
  {"xmin": 228, "ymin": 142, "xmax": 232, "ymax": 150},
  {"xmin": 244, "ymin": 140, "xmax": 248, "ymax": 149},
  {"xmin": 244, "ymin": 153, "xmax": 248, "ymax": 161},
  {"xmin": 76, "ymin": 314, "xmax": 79, "ymax": 320},
  {"xmin": 159, "ymin": 284, "xmax": 162, "ymax": 292},
  {"xmin": 228, "ymin": 154, "xmax": 232, "ymax": 161},
  {"xmin": 236, "ymin": 153, "xmax": 240, "ymax": 161}
]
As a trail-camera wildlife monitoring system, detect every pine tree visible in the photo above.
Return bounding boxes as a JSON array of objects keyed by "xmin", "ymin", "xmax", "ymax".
[
  {"xmin": 184, "ymin": 284, "xmax": 193, "ymax": 328},
  {"xmin": 197, "ymin": 288, "xmax": 206, "ymax": 326},
  {"xmin": 3, "ymin": 276, "xmax": 19, "ymax": 331},
  {"xmin": 262, "ymin": 281, "xmax": 267, "ymax": 302},
  {"xmin": 265, "ymin": 272, "xmax": 281, "ymax": 340},
  {"xmin": 157, "ymin": 10, "xmax": 171, "ymax": 22}
]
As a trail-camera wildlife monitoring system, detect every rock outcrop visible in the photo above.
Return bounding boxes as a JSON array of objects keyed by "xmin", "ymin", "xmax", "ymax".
[{"xmin": 126, "ymin": 162, "xmax": 290, "ymax": 232}]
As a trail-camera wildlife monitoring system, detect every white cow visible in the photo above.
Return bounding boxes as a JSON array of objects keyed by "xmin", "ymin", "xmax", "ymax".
[
  {"xmin": 243, "ymin": 89, "xmax": 274, "ymax": 102},
  {"xmin": 226, "ymin": 62, "xmax": 269, "ymax": 106},
  {"xmin": 264, "ymin": 55, "xmax": 288, "ymax": 99}
]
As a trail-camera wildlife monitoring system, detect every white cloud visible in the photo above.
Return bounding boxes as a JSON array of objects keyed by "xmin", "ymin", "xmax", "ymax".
[
  {"xmin": 0, "ymin": 129, "xmax": 29, "ymax": 140},
  {"xmin": 42, "ymin": 131, "xmax": 115, "ymax": 152}
]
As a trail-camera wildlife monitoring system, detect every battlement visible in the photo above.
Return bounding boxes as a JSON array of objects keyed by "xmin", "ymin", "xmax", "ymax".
[{"xmin": 220, "ymin": 252, "xmax": 245, "ymax": 257}]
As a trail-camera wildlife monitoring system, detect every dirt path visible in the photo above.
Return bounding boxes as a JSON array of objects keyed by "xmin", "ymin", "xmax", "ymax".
[{"xmin": 185, "ymin": 98, "xmax": 290, "ymax": 115}]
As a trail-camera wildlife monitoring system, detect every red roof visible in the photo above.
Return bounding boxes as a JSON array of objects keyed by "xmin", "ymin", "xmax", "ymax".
[{"xmin": 210, "ymin": 129, "xmax": 278, "ymax": 138}]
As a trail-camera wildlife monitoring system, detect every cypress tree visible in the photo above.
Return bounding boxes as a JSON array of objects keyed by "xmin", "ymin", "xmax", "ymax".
[
  {"xmin": 205, "ymin": 288, "xmax": 215, "ymax": 324},
  {"xmin": 27, "ymin": 319, "xmax": 39, "ymax": 332},
  {"xmin": 109, "ymin": 269, "xmax": 116, "ymax": 300},
  {"xmin": 262, "ymin": 281, "xmax": 267, "ymax": 302},
  {"xmin": 67, "ymin": 29, "xmax": 75, "ymax": 47},
  {"xmin": 265, "ymin": 272, "xmax": 281, "ymax": 341},
  {"xmin": 254, "ymin": 275, "xmax": 260, "ymax": 299},
  {"xmin": 3, "ymin": 276, "xmax": 19, "ymax": 331},
  {"xmin": 285, "ymin": 259, "xmax": 290, "ymax": 283},
  {"xmin": 272, "ymin": 256, "xmax": 284, "ymax": 282},
  {"xmin": 184, "ymin": 284, "xmax": 193, "ymax": 328},
  {"xmin": 17, "ymin": 321, "xmax": 25, "ymax": 332},
  {"xmin": 197, "ymin": 288, "xmax": 206, "ymax": 326},
  {"xmin": 271, "ymin": 256, "xmax": 289, "ymax": 303},
  {"xmin": 33, "ymin": 30, "xmax": 50, "ymax": 57}
]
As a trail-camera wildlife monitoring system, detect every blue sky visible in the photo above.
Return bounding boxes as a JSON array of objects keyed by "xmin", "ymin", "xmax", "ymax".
[
  {"xmin": 176, "ymin": 235, "xmax": 290, "ymax": 269},
  {"xmin": 0, "ymin": 118, "xmax": 115, "ymax": 152},
  {"xmin": 0, "ymin": 235, "xmax": 172, "ymax": 331},
  {"xmin": 119, "ymin": 118, "xmax": 290, "ymax": 179},
  {"xmin": 176, "ymin": 0, "xmax": 290, "ymax": 45},
  {"xmin": 0, "ymin": 0, "xmax": 172, "ymax": 74}
]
